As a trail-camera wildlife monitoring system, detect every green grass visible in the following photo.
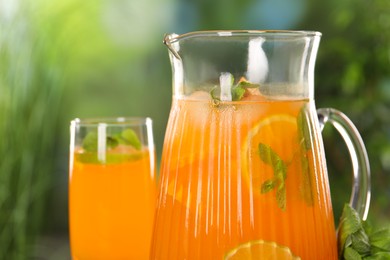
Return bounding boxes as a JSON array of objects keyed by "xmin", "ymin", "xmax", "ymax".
[{"xmin": 0, "ymin": 2, "xmax": 66, "ymax": 258}]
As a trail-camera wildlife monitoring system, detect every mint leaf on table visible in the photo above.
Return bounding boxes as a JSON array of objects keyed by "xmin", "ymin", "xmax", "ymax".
[
  {"xmin": 364, "ymin": 252, "xmax": 390, "ymax": 260},
  {"xmin": 344, "ymin": 247, "xmax": 363, "ymax": 260},
  {"xmin": 338, "ymin": 203, "xmax": 369, "ymax": 258},
  {"xmin": 258, "ymin": 143, "xmax": 287, "ymax": 211},
  {"xmin": 370, "ymin": 229, "xmax": 390, "ymax": 248},
  {"xmin": 338, "ymin": 203, "xmax": 390, "ymax": 259}
]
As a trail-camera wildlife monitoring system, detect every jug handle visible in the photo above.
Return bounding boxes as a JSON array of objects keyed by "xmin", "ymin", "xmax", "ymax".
[{"xmin": 317, "ymin": 108, "xmax": 371, "ymax": 220}]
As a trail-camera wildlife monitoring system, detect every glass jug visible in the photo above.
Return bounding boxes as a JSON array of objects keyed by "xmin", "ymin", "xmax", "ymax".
[{"xmin": 151, "ymin": 30, "xmax": 370, "ymax": 259}]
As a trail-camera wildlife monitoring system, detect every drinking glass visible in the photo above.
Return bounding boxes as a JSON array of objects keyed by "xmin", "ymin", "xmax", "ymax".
[{"xmin": 69, "ymin": 117, "xmax": 156, "ymax": 259}]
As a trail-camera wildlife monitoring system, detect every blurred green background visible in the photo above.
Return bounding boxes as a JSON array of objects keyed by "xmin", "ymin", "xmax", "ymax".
[{"xmin": 0, "ymin": 0, "xmax": 389, "ymax": 258}]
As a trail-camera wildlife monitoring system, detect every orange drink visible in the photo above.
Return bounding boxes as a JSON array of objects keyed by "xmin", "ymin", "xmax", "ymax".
[
  {"xmin": 152, "ymin": 30, "xmax": 371, "ymax": 260},
  {"xmin": 151, "ymin": 94, "xmax": 337, "ymax": 259},
  {"xmin": 69, "ymin": 117, "xmax": 156, "ymax": 260}
]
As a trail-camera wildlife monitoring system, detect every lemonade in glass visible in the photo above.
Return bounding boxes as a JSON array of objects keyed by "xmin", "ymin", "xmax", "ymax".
[{"xmin": 69, "ymin": 117, "xmax": 156, "ymax": 259}]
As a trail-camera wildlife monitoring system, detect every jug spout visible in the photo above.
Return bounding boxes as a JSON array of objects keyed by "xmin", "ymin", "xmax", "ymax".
[{"xmin": 163, "ymin": 33, "xmax": 181, "ymax": 60}]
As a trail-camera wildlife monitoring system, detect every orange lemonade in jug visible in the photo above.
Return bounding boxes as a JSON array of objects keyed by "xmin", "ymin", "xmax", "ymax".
[{"xmin": 151, "ymin": 90, "xmax": 337, "ymax": 259}]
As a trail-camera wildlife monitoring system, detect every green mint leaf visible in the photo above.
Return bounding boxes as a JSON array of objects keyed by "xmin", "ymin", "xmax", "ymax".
[
  {"xmin": 210, "ymin": 86, "xmax": 221, "ymax": 102},
  {"xmin": 258, "ymin": 143, "xmax": 287, "ymax": 181},
  {"xmin": 209, "ymin": 77, "xmax": 260, "ymax": 102},
  {"xmin": 258, "ymin": 143, "xmax": 287, "ymax": 211},
  {"xmin": 107, "ymin": 136, "xmax": 119, "ymax": 149},
  {"xmin": 276, "ymin": 181, "xmax": 286, "ymax": 211},
  {"xmin": 231, "ymin": 85, "xmax": 246, "ymax": 101},
  {"xmin": 297, "ymin": 107, "xmax": 312, "ymax": 151},
  {"xmin": 338, "ymin": 204, "xmax": 390, "ymax": 259},
  {"xmin": 79, "ymin": 129, "xmax": 142, "ymax": 164},
  {"xmin": 363, "ymin": 221, "xmax": 374, "ymax": 236},
  {"xmin": 258, "ymin": 143, "xmax": 284, "ymax": 171},
  {"xmin": 121, "ymin": 129, "xmax": 142, "ymax": 150},
  {"xmin": 231, "ymin": 80, "xmax": 260, "ymax": 101},
  {"xmin": 299, "ymin": 153, "xmax": 314, "ymax": 206},
  {"xmin": 237, "ymin": 80, "xmax": 259, "ymax": 89},
  {"xmin": 344, "ymin": 247, "xmax": 363, "ymax": 260},
  {"xmin": 82, "ymin": 132, "xmax": 98, "ymax": 152},
  {"xmin": 351, "ymin": 229, "xmax": 371, "ymax": 255},
  {"xmin": 339, "ymin": 204, "xmax": 364, "ymax": 256},
  {"xmin": 82, "ymin": 132, "xmax": 119, "ymax": 152},
  {"xmin": 370, "ymin": 229, "xmax": 390, "ymax": 252},
  {"xmin": 340, "ymin": 203, "xmax": 364, "ymax": 235},
  {"xmin": 276, "ymin": 160, "xmax": 287, "ymax": 180},
  {"xmin": 261, "ymin": 179, "xmax": 275, "ymax": 193},
  {"xmin": 297, "ymin": 106, "xmax": 314, "ymax": 207},
  {"xmin": 364, "ymin": 252, "xmax": 390, "ymax": 260}
]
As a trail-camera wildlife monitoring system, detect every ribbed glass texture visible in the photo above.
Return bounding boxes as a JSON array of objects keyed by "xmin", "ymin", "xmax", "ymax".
[{"xmin": 151, "ymin": 98, "xmax": 338, "ymax": 259}]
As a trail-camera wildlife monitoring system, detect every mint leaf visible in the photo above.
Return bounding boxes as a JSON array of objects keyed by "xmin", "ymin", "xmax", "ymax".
[
  {"xmin": 231, "ymin": 85, "xmax": 246, "ymax": 101},
  {"xmin": 210, "ymin": 77, "xmax": 260, "ymax": 102},
  {"xmin": 296, "ymin": 107, "xmax": 314, "ymax": 207},
  {"xmin": 261, "ymin": 179, "xmax": 275, "ymax": 193},
  {"xmin": 79, "ymin": 128, "xmax": 142, "ymax": 164},
  {"xmin": 338, "ymin": 204, "xmax": 390, "ymax": 260},
  {"xmin": 299, "ymin": 152, "xmax": 314, "ymax": 206},
  {"xmin": 297, "ymin": 107, "xmax": 312, "ymax": 150},
  {"xmin": 210, "ymin": 86, "xmax": 221, "ymax": 102},
  {"xmin": 231, "ymin": 80, "xmax": 259, "ymax": 101},
  {"xmin": 344, "ymin": 247, "xmax": 362, "ymax": 260},
  {"xmin": 370, "ymin": 229, "xmax": 390, "ymax": 252},
  {"xmin": 351, "ymin": 229, "xmax": 371, "ymax": 255},
  {"xmin": 339, "ymin": 204, "xmax": 364, "ymax": 256},
  {"xmin": 258, "ymin": 143, "xmax": 287, "ymax": 176},
  {"xmin": 82, "ymin": 131, "xmax": 119, "ymax": 152},
  {"xmin": 276, "ymin": 181, "xmax": 286, "ymax": 211},
  {"xmin": 107, "ymin": 136, "xmax": 119, "ymax": 149},
  {"xmin": 121, "ymin": 129, "xmax": 142, "ymax": 150},
  {"xmin": 236, "ymin": 80, "xmax": 259, "ymax": 89},
  {"xmin": 258, "ymin": 143, "xmax": 287, "ymax": 211},
  {"xmin": 364, "ymin": 252, "xmax": 390, "ymax": 260},
  {"xmin": 82, "ymin": 132, "xmax": 98, "ymax": 152}
]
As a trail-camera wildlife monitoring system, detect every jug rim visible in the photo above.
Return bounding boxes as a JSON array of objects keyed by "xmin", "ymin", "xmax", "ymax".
[
  {"xmin": 70, "ymin": 117, "xmax": 152, "ymax": 127},
  {"xmin": 163, "ymin": 30, "xmax": 322, "ymax": 45}
]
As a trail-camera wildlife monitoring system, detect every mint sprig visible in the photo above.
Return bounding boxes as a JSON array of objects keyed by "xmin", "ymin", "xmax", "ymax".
[
  {"xmin": 82, "ymin": 132, "xmax": 119, "ymax": 152},
  {"xmin": 231, "ymin": 80, "xmax": 259, "ymax": 101},
  {"xmin": 120, "ymin": 129, "xmax": 142, "ymax": 150},
  {"xmin": 82, "ymin": 128, "xmax": 141, "ymax": 152},
  {"xmin": 297, "ymin": 107, "xmax": 314, "ymax": 207},
  {"xmin": 258, "ymin": 143, "xmax": 287, "ymax": 211},
  {"xmin": 210, "ymin": 75, "xmax": 259, "ymax": 102},
  {"xmin": 338, "ymin": 203, "xmax": 390, "ymax": 259}
]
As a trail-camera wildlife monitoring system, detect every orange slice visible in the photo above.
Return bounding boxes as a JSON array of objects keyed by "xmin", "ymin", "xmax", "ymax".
[
  {"xmin": 224, "ymin": 240, "xmax": 301, "ymax": 260},
  {"xmin": 241, "ymin": 114, "xmax": 299, "ymax": 194}
]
